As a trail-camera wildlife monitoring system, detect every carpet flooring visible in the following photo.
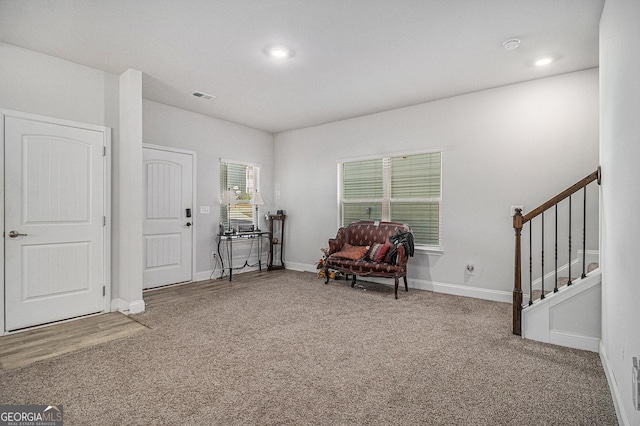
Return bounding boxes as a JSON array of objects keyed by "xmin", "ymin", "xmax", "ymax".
[{"xmin": 0, "ymin": 271, "xmax": 617, "ymax": 425}]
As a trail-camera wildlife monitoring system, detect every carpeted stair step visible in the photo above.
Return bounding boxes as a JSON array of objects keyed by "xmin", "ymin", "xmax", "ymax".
[
  {"xmin": 557, "ymin": 262, "xmax": 599, "ymax": 287},
  {"xmin": 530, "ymin": 262, "xmax": 599, "ymax": 302}
]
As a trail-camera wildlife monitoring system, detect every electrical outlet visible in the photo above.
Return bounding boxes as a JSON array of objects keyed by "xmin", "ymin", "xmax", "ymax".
[
  {"xmin": 466, "ymin": 262, "xmax": 475, "ymax": 274},
  {"xmin": 200, "ymin": 206, "xmax": 210, "ymax": 214}
]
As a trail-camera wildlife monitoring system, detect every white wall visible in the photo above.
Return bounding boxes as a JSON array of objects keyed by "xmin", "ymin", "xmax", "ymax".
[
  {"xmin": 0, "ymin": 42, "xmax": 119, "ymax": 127},
  {"xmin": 142, "ymin": 100, "xmax": 274, "ymax": 278},
  {"xmin": 600, "ymin": 0, "xmax": 640, "ymax": 424},
  {"xmin": 274, "ymin": 69, "xmax": 599, "ymax": 299}
]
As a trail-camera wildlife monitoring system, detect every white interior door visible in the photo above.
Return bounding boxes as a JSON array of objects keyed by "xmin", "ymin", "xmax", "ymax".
[
  {"xmin": 143, "ymin": 147, "xmax": 193, "ymax": 289},
  {"xmin": 4, "ymin": 116, "xmax": 106, "ymax": 331}
]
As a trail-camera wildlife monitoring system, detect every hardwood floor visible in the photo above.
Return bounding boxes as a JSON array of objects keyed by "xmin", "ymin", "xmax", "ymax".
[
  {"xmin": 143, "ymin": 270, "xmax": 286, "ymax": 308},
  {"xmin": 0, "ymin": 270, "xmax": 288, "ymax": 370},
  {"xmin": 0, "ymin": 312, "xmax": 148, "ymax": 370}
]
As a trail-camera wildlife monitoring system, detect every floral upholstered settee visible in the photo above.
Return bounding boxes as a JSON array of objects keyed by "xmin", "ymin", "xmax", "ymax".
[{"xmin": 323, "ymin": 220, "xmax": 413, "ymax": 299}]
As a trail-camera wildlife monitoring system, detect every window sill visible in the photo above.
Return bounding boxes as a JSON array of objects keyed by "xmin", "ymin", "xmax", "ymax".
[{"xmin": 415, "ymin": 245, "xmax": 443, "ymax": 256}]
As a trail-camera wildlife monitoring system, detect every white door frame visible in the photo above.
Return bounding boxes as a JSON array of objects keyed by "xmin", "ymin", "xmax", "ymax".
[
  {"xmin": 142, "ymin": 143, "xmax": 197, "ymax": 286},
  {"xmin": 0, "ymin": 109, "xmax": 112, "ymax": 335}
]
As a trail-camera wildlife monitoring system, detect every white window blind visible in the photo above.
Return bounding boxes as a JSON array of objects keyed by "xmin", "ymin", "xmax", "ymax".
[
  {"xmin": 338, "ymin": 151, "xmax": 442, "ymax": 247},
  {"xmin": 220, "ymin": 161, "xmax": 260, "ymax": 229}
]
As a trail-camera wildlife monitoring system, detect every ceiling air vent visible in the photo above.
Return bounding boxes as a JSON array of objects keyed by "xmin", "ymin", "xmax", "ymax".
[
  {"xmin": 192, "ymin": 91, "xmax": 217, "ymax": 100},
  {"xmin": 503, "ymin": 39, "xmax": 521, "ymax": 51}
]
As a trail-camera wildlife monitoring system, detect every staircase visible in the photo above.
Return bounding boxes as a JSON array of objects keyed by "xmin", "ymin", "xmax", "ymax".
[
  {"xmin": 522, "ymin": 266, "xmax": 601, "ymax": 352},
  {"xmin": 530, "ymin": 261, "xmax": 599, "ymax": 301},
  {"xmin": 512, "ymin": 168, "xmax": 601, "ymax": 341}
]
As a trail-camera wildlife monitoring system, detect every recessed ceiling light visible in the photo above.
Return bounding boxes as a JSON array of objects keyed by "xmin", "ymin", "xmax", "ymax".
[
  {"xmin": 264, "ymin": 45, "xmax": 294, "ymax": 59},
  {"xmin": 535, "ymin": 57, "xmax": 553, "ymax": 66},
  {"xmin": 503, "ymin": 39, "xmax": 521, "ymax": 50},
  {"xmin": 192, "ymin": 91, "xmax": 217, "ymax": 100}
]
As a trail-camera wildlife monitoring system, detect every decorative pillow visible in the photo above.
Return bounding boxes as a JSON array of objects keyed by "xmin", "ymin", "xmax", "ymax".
[
  {"xmin": 365, "ymin": 242, "xmax": 393, "ymax": 263},
  {"xmin": 376, "ymin": 242, "xmax": 392, "ymax": 263},
  {"xmin": 382, "ymin": 241, "xmax": 395, "ymax": 263},
  {"xmin": 366, "ymin": 242, "xmax": 384, "ymax": 261},
  {"xmin": 330, "ymin": 244, "xmax": 369, "ymax": 260}
]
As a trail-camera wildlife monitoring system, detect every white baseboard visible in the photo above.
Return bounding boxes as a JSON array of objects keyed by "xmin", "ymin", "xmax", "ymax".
[
  {"xmin": 195, "ymin": 265, "xmax": 265, "ymax": 282},
  {"xmin": 600, "ymin": 341, "xmax": 629, "ymax": 425},
  {"xmin": 285, "ymin": 262, "xmax": 318, "ymax": 274},
  {"xmin": 195, "ymin": 270, "xmax": 216, "ymax": 281},
  {"xmin": 549, "ymin": 330, "xmax": 599, "ymax": 352},
  {"xmin": 287, "ymin": 262, "xmax": 512, "ymax": 303},
  {"xmin": 410, "ymin": 278, "xmax": 512, "ymax": 303},
  {"xmin": 112, "ymin": 298, "xmax": 146, "ymax": 314}
]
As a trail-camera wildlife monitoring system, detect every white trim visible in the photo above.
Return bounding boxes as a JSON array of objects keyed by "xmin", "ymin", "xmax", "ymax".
[
  {"xmin": 415, "ymin": 245, "xmax": 444, "ymax": 255},
  {"xmin": 0, "ymin": 108, "xmax": 112, "ymax": 335},
  {"xmin": 336, "ymin": 147, "xmax": 445, "ymax": 164},
  {"xmin": 0, "ymin": 109, "xmax": 111, "ymax": 133},
  {"xmin": 220, "ymin": 157, "xmax": 262, "ymax": 168},
  {"xmin": 523, "ymin": 269, "xmax": 602, "ymax": 312},
  {"xmin": 143, "ymin": 144, "xmax": 198, "ymax": 285},
  {"xmin": 195, "ymin": 264, "xmax": 266, "ymax": 282},
  {"xmin": 195, "ymin": 271, "xmax": 216, "ymax": 282},
  {"xmin": 285, "ymin": 262, "xmax": 318, "ymax": 274},
  {"xmin": 143, "ymin": 143, "xmax": 196, "ymax": 156},
  {"xmin": 549, "ymin": 330, "xmax": 599, "ymax": 352},
  {"xmin": 112, "ymin": 298, "xmax": 146, "ymax": 314},
  {"xmin": 600, "ymin": 341, "xmax": 629, "ymax": 425},
  {"xmin": 0, "ymin": 111, "xmax": 5, "ymax": 334},
  {"xmin": 284, "ymin": 262, "xmax": 512, "ymax": 303},
  {"xmin": 410, "ymin": 277, "xmax": 512, "ymax": 303},
  {"xmin": 104, "ymin": 128, "xmax": 112, "ymax": 314}
]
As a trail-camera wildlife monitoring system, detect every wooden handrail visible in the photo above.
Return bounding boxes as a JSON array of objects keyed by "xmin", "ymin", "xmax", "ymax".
[
  {"xmin": 521, "ymin": 167, "xmax": 601, "ymax": 224},
  {"xmin": 512, "ymin": 166, "xmax": 601, "ymax": 335}
]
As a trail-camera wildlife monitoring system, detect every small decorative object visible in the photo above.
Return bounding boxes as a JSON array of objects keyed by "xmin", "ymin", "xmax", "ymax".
[{"xmin": 276, "ymin": 209, "xmax": 284, "ymax": 215}]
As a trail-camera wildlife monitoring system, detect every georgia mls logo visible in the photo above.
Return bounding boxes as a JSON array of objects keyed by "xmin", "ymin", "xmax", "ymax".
[{"xmin": 0, "ymin": 404, "xmax": 63, "ymax": 426}]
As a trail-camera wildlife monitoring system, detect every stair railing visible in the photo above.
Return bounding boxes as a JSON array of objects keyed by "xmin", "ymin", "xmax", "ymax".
[{"xmin": 512, "ymin": 167, "xmax": 601, "ymax": 335}]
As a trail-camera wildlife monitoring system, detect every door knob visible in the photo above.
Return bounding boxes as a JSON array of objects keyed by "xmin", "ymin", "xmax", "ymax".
[
  {"xmin": 8, "ymin": 230, "xmax": 28, "ymax": 238},
  {"xmin": 185, "ymin": 222, "xmax": 192, "ymax": 227}
]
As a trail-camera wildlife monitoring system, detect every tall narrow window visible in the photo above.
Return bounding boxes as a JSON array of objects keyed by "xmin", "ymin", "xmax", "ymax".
[
  {"xmin": 338, "ymin": 151, "xmax": 442, "ymax": 247},
  {"xmin": 220, "ymin": 160, "xmax": 260, "ymax": 230}
]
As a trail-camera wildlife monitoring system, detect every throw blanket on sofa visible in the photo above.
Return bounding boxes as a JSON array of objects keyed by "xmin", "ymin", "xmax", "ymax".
[{"xmin": 388, "ymin": 230, "xmax": 414, "ymax": 264}]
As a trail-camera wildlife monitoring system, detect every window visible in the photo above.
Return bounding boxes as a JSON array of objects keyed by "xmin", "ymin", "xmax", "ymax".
[
  {"xmin": 220, "ymin": 160, "xmax": 260, "ymax": 230},
  {"xmin": 338, "ymin": 151, "xmax": 442, "ymax": 247}
]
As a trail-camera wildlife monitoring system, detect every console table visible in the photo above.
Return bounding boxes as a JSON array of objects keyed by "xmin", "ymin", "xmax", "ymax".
[{"xmin": 217, "ymin": 231, "xmax": 270, "ymax": 281}]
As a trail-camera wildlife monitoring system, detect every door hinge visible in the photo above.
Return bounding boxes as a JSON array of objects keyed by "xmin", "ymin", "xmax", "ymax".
[
  {"xmin": 103, "ymin": 216, "xmax": 106, "ymax": 226},
  {"xmin": 103, "ymin": 146, "xmax": 106, "ymax": 156},
  {"xmin": 103, "ymin": 286, "xmax": 106, "ymax": 296}
]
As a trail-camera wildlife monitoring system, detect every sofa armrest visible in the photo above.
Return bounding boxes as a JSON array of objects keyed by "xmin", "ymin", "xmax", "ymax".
[
  {"xmin": 396, "ymin": 244, "xmax": 408, "ymax": 265},
  {"xmin": 328, "ymin": 227, "xmax": 347, "ymax": 255}
]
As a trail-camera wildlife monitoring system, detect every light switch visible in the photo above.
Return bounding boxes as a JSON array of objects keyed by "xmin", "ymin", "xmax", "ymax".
[{"xmin": 200, "ymin": 206, "xmax": 210, "ymax": 214}]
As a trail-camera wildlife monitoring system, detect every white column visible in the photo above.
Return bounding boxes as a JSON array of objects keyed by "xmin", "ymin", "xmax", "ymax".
[{"xmin": 118, "ymin": 69, "xmax": 145, "ymax": 313}]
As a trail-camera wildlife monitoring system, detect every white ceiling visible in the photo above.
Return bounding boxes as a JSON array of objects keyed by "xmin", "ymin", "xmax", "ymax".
[{"xmin": 0, "ymin": 0, "xmax": 604, "ymax": 133}]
